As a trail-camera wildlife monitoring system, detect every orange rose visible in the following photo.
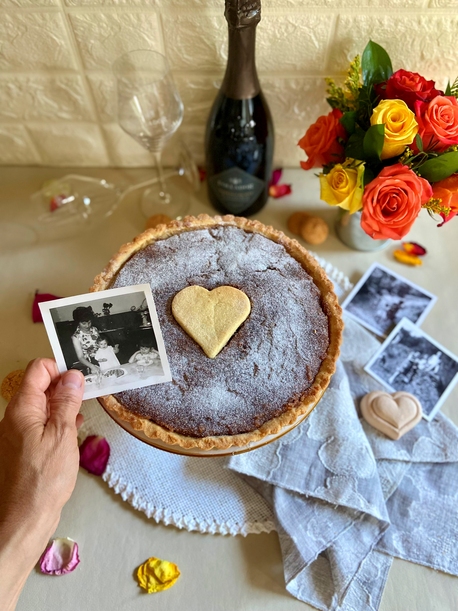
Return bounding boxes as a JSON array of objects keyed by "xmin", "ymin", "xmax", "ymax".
[
  {"xmin": 415, "ymin": 95, "xmax": 458, "ymax": 152},
  {"xmin": 361, "ymin": 164, "xmax": 433, "ymax": 240},
  {"xmin": 298, "ymin": 109, "xmax": 346, "ymax": 170},
  {"xmin": 431, "ymin": 173, "xmax": 458, "ymax": 225}
]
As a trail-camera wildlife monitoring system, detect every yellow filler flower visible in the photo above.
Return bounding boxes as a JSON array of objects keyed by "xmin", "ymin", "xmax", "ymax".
[
  {"xmin": 370, "ymin": 99, "xmax": 418, "ymax": 160},
  {"xmin": 136, "ymin": 556, "xmax": 180, "ymax": 594}
]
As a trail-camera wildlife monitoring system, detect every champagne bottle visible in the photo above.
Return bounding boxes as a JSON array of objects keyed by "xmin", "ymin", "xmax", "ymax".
[{"xmin": 205, "ymin": 0, "xmax": 274, "ymax": 217}]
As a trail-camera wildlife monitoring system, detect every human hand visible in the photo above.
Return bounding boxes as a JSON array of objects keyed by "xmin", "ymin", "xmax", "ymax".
[{"xmin": 0, "ymin": 359, "xmax": 84, "ymax": 610}]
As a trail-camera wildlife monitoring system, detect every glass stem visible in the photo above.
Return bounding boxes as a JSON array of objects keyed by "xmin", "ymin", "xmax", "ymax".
[{"xmin": 152, "ymin": 150, "xmax": 171, "ymax": 205}]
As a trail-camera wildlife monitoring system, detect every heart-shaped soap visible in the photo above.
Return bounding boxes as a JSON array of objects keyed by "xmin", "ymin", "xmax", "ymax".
[
  {"xmin": 360, "ymin": 391, "xmax": 422, "ymax": 440},
  {"xmin": 172, "ymin": 285, "xmax": 251, "ymax": 358}
]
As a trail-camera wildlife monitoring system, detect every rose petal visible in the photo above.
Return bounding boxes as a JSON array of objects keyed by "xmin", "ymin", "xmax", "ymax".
[
  {"xmin": 393, "ymin": 249, "xmax": 423, "ymax": 266},
  {"xmin": 269, "ymin": 168, "xmax": 283, "ymax": 186},
  {"xmin": 197, "ymin": 166, "xmax": 206, "ymax": 182},
  {"xmin": 269, "ymin": 184, "xmax": 292, "ymax": 198},
  {"xmin": 79, "ymin": 435, "xmax": 110, "ymax": 476},
  {"xmin": 49, "ymin": 194, "xmax": 69, "ymax": 212},
  {"xmin": 32, "ymin": 291, "xmax": 61, "ymax": 323},
  {"xmin": 402, "ymin": 242, "xmax": 427, "ymax": 256},
  {"xmin": 136, "ymin": 557, "xmax": 180, "ymax": 593},
  {"xmin": 438, "ymin": 209, "xmax": 458, "ymax": 226},
  {"xmin": 39, "ymin": 538, "xmax": 80, "ymax": 576}
]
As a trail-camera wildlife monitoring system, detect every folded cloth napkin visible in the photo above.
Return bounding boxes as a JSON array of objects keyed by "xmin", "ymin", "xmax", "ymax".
[{"xmin": 229, "ymin": 314, "xmax": 458, "ymax": 611}]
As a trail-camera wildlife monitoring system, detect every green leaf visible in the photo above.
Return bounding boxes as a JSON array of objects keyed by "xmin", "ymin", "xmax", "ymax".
[
  {"xmin": 416, "ymin": 152, "xmax": 458, "ymax": 182},
  {"xmin": 363, "ymin": 167, "xmax": 375, "ymax": 186},
  {"xmin": 363, "ymin": 124, "xmax": 385, "ymax": 160},
  {"xmin": 345, "ymin": 129, "xmax": 366, "ymax": 160},
  {"xmin": 340, "ymin": 111, "xmax": 357, "ymax": 135},
  {"xmin": 361, "ymin": 40, "xmax": 393, "ymax": 87},
  {"xmin": 445, "ymin": 81, "xmax": 452, "ymax": 96},
  {"xmin": 415, "ymin": 134, "xmax": 423, "ymax": 152}
]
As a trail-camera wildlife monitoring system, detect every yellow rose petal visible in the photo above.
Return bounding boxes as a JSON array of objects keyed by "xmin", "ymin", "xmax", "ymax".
[
  {"xmin": 136, "ymin": 557, "xmax": 180, "ymax": 594},
  {"xmin": 393, "ymin": 249, "xmax": 423, "ymax": 266}
]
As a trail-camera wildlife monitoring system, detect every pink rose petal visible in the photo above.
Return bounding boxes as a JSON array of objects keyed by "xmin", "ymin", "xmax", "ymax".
[
  {"xmin": 269, "ymin": 183, "xmax": 292, "ymax": 198},
  {"xmin": 79, "ymin": 435, "xmax": 110, "ymax": 476},
  {"xmin": 269, "ymin": 168, "xmax": 283, "ymax": 186},
  {"xmin": 39, "ymin": 538, "xmax": 80, "ymax": 576},
  {"xmin": 32, "ymin": 291, "xmax": 61, "ymax": 323}
]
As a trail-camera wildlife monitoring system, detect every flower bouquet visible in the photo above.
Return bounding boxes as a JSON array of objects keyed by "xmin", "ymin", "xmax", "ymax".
[{"xmin": 298, "ymin": 41, "xmax": 458, "ymax": 241}]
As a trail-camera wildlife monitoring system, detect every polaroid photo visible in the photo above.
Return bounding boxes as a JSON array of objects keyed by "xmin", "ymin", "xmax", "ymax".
[
  {"xmin": 39, "ymin": 284, "xmax": 172, "ymax": 400},
  {"xmin": 341, "ymin": 262, "xmax": 437, "ymax": 337},
  {"xmin": 365, "ymin": 317, "xmax": 458, "ymax": 421}
]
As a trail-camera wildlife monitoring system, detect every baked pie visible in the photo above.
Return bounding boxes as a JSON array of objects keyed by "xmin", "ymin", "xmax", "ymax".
[{"xmin": 92, "ymin": 214, "xmax": 343, "ymax": 450}]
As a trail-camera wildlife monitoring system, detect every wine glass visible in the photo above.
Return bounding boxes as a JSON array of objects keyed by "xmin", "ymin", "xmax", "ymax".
[{"xmin": 113, "ymin": 49, "xmax": 190, "ymax": 219}]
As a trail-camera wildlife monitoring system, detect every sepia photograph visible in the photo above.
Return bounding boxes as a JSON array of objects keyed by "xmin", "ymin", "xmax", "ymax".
[
  {"xmin": 342, "ymin": 262, "xmax": 437, "ymax": 337},
  {"xmin": 39, "ymin": 284, "xmax": 172, "ymax": 400},
  {"xmin": 365, "ymin": 318, "xmax": 458, "ymax": 420}
]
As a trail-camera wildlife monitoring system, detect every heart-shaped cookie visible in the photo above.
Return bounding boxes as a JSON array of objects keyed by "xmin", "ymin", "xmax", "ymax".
[
  {"xmin": 360, "ymin": 391, "xmax": 422, "ymax": 440},
  {"xmin": 172, "ymin": 285, "xmax": 251, "ymax": 358}
]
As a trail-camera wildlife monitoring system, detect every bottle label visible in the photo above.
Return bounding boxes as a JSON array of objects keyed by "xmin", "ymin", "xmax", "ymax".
[{"xmin": 208, "ymin": 167, "xmax": 265, "ymax": 214}]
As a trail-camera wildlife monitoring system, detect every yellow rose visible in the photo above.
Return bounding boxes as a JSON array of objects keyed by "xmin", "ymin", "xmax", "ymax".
[
  {"xmin": 370, "ymin": 99, "xmax": 418, "ymax": 160},
  {"xmin": 319, "ymin": 162, "xmax": 364, "ymax": 214}
]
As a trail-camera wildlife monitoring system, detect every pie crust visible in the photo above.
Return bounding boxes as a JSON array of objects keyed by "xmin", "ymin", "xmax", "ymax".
[{"xmin": 91, "ymin": 214, "xmax": 343, "ymax": 450}]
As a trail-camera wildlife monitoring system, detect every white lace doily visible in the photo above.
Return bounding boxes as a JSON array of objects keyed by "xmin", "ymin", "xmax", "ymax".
[{"xmin": 78, "ymin": 258, "xmax": 352, "ymax": 536}]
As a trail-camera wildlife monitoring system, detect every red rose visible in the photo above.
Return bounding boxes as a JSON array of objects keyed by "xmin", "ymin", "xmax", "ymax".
[
  {"xmin": 361, "ymin": 164, "xmax": 433, "ymax": 240},
  {"xmin": 415, "ymin": 95, "xmax": 458, "ymax": 152},
  {"xmin": 298, "ymin": 109, "xmax": 346, "ymax": 170},
  {"xmin": 375, "ymin": 69, "xmax": 443, "ymax": 111}
]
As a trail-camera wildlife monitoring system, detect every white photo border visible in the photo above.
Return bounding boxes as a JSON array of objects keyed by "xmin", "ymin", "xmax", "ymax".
[
  {"xmin": 364, "ymin": 317, "xmax": 458, "ymax": 421},
  {"xmin": 39, "ymin": 284, "xmax": 172, "ymax": 400},
  {"xmin": 341, "ymin": 262, "xmax": 437, "ymax": 337}
]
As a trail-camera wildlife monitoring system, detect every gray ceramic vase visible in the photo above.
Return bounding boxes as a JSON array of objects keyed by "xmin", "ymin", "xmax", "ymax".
[{"xmin": 334, "ymin": 208, "xmax": 390, "ymax": 252}]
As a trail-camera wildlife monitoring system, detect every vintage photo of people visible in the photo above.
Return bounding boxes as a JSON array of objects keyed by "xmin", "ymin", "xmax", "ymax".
[
  {"xmin": 39, "ymin": 284, "xmax": 172, "ymax": 400},
  {"xmin": 342, "ymin": 263, "xmax": 437, "ymax": 337},
  {"xmin": 365, "ymin": 318, "xmax": 458, "ymax": 420}
]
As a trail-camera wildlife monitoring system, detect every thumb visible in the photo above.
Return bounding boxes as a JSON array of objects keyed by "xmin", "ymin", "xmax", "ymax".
[{"xmin": 48, "ymin": 370, "xmax": 85, "ymax": 429}]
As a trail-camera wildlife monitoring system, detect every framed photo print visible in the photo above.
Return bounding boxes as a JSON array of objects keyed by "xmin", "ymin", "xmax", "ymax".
[
  {"xmin": 341, "ymin": 262, "xmax": 437, "ymax": 337},
  {"xmin": 365, "ymin": 318, "xmax": 458, "ymax": 420},
  {"xmin": 39, "ymin": 284, "xmax": 172, "ymax": 400}
]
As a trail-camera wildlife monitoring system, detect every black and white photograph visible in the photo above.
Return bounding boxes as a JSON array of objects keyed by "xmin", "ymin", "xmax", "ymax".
[
  {"xmin": 39, "ymin": 284, "xmax": 172, "ymax": 400},
  {"xmin": 365, "ymin": 318, "xmax": 458, "ymax": 420},
  {"xmin": 342, "ymin": 262, "xmax": 437, "ymax": 337}
]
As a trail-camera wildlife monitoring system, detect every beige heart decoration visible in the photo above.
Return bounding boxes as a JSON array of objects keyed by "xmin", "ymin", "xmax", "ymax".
[
  {"xmin": 360, "ymin": 391, "xmax": 423, "ymax": 440},
  {"xmin": 172, "ymin": 285, "xmax": 251, "ymax": 358}
]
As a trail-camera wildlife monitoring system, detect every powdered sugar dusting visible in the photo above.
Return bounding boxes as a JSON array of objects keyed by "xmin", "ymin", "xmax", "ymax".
[{"xmin": 112, "ymin": 226, "xmax": 329, "ymax": 437}]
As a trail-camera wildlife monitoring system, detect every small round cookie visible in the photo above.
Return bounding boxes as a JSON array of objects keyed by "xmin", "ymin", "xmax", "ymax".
[
  {"xmin": 1, "ymin": 369, "xmax": 25, "ymax": 402},
  {"xmin": 287, "ymin": 211, "xmax": 309, "ymax": 235},
  {"xmin": 300, "ymin": 216, "xmax": 329, "ymax": 245},
  {"xmin": 145, "ymin": 214, "xmax": 173, "ymax": 230}
]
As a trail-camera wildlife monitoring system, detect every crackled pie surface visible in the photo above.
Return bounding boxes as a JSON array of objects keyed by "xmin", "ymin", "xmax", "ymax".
[{"xmin": 110, "ymin": 225, "xmax": 330, "ymax": 438}]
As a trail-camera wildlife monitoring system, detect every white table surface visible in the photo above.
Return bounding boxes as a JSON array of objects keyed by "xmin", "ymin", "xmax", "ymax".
[{"xmin": 1, "ymin": 166, "xmax": 457, "ymax": 611}]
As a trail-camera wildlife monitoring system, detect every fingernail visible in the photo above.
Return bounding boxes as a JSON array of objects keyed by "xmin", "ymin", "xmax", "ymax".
[{"xmin": 62, "ymin": 370, "xmax": 83, "ymax": 390}]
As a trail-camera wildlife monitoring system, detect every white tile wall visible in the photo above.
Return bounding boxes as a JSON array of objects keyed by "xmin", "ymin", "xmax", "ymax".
[{"xmin": 0, "ymin": 1, "xmax": 457, "ymax": 167}]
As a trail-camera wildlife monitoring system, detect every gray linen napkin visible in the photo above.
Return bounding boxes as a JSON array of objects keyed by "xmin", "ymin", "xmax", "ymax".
[{"xmin": 229, "ymin": 315, "xmax": 458, "ymax": 611}]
